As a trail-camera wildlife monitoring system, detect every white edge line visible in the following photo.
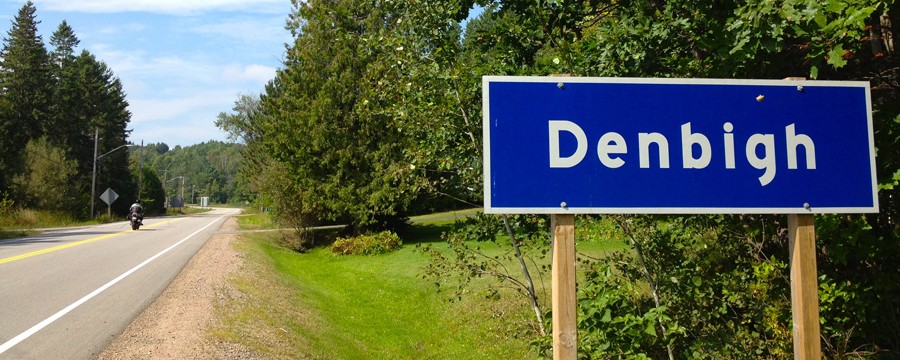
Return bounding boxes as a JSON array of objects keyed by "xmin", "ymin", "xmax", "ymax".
[{"xmin": 0, "ymin": 214, "xmax": 229, "ymax": 354}]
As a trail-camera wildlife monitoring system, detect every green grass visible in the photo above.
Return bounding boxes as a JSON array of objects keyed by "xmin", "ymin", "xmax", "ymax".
[
  {"xmin": 165, "ymin": 206, "xmax": 213, "ymax": 216},
  {"xmin": 215, "ymin": 209, "xmax": 628, "ymax": 358},
  {"xmin": 0, "ymin": 209, "xmax": 107, "ymax": 240},
  {"xmin": 1, "ymin": 209, "xmax": 70, "ymax": 229},
  {"xmin": 261, "ymin": 242, "xmax": 531, "ymax": 358},
  {"xmin": 0, "ymin": 230, "xmax": 35, "ymax": 240},
  {"xmin": 234, "ymin": 211, "xmax": 280, "ymax": 231}
]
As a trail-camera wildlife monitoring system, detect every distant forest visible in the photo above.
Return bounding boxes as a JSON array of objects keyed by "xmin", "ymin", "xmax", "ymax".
[{"xmin": 127, "ymin": 141, "xmax": 248, "ymax": 213}]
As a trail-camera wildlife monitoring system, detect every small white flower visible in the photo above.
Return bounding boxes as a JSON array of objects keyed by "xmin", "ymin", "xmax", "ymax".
[
  {"xmin": 553, "ymin": 57, "xmax": 560, "ymax": 65},
  {"xmin": 396, "ymin": 45, "xmax": 404, "ymax": 51}
]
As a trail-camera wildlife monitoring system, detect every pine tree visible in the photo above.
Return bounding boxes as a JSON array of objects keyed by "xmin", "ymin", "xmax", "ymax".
[
  {"xmin": 71, "ymin": 51, "xmax": 134, "ymax": 214},
  {"xmin": 48, "ymin": 20, "xmax": 84, "ymax": 155},
  {"xmin": 0, "ymin": 0, "xmax": 52, "ymax": 146},
  {"xmin": 49, "ymin": 20, "xmax": 79, "ymax": 67},
  {"xmin": 0, "ymin": 1, "xmax": 53, "ymax": 195}
]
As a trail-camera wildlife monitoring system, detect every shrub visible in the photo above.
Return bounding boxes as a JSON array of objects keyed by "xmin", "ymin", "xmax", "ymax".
[
  {"xmin": 331, "ymin": 231, "xmax": 402, "ymax": 255},
  {"xmin": 14, "ymin": 209, "xmax": 38, "ymax": 226},
  {"xmin": 0, "ymin": 193, "xmax": 14, "ymax": 216}
]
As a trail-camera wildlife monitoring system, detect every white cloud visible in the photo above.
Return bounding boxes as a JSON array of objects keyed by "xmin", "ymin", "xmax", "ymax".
[
  {"xmin": 127, "ymin": 89, "xmax": 240, "ymax": 145},
  {"xmin": 187, "ymin": 16, "xmax": 288, "ymax": 45},
  {"xmin": 222, "ymin": 64, "xmax": 276, "ymax": 83},
  {"xmin": 129, "ymin": 91, "xmax": 229, "ymax": 123},
  {"xmin": 113, "ymin": 54, "xmax": 270, "ymax": 144},
  {"xmin": 32, "ymin": 0, "xmax": 287, "ymax": 15},
  {"xmin": 96, "ymin": 22, "xmax": 147, "ymax": 35}
]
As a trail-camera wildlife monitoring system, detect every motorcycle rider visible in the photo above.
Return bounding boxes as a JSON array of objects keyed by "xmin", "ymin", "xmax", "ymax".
[{"xmin": 129, "ymin": 200, "xmax": 144, "ymax": 225}]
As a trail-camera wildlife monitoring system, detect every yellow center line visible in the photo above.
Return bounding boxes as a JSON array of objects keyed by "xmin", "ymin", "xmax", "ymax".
[{"xmin": 0, "ymin": 218, "xmax": 187, "ymax": 265}]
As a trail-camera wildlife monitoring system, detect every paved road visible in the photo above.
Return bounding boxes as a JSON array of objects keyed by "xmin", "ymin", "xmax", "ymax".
[{"xmin": 0, "ymin": 208, "xmax": 238, "ymax": 359}]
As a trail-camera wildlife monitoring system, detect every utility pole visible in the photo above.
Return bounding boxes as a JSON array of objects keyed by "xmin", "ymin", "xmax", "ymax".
[
  {"xmin": 138, "ymin": 139, "xmax": 144, "ymax": 199},
  {"xmin": 166, "ymin": 176, "xmax": 184, "ymax": 209},
  {"xmin": 90, "ymin": 128, "xmax": 99, "ymax": 217},
  {"xmin": 163, "ymin": 169, "xmax": 168, "ymax": 209},
  {"xmin": 180, "ymin": 176, "xmax": 185, "ymax": 208}
]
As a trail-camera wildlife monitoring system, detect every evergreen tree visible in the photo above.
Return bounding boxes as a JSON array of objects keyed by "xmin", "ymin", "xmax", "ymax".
[
  {"xmin": 0, "ymin": 95, "xmax": 16, "ymax": 194},
  {"xmin": 72, "ymin": 51, "xmax": 134, "ymax": 215},
  {"xmin": 48, "ymin": 21, "xmax": 83, "ymax": 155},
  {"xmin": 49, "ymin": 20, "xmax": 78, "ymax": 67},
  {"xmin": 0, "ymin": 1, "xmax": 53, "ymax": 194}
]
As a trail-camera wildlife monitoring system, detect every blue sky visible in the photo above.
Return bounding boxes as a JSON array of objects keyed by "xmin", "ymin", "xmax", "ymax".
[{"xmin": 1, "ymin": 0, "xmax": 294, "ymax": 146}]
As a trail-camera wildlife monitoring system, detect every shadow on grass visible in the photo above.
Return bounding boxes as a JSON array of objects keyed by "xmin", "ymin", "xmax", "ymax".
[
  {"xmin": 259, "ymin": 221, "xmax": 456, "ymax": 253},
  {"xmin": 398, "ymin": 222, "xmax": 453, "ymax": 246}
]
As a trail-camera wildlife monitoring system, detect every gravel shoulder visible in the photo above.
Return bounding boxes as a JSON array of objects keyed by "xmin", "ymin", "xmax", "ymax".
[{"xmin": 97, "ymin": 216, "xmax": 253, "ymax": 359}]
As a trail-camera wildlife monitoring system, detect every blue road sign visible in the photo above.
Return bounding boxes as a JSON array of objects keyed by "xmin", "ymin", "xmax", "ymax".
[{"xmin": 483, "ymin": 76, "xmax": 878, "ymax": 214}]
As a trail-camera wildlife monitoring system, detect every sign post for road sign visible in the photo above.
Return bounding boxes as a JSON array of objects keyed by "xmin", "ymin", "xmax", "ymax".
[{"xmin": 483, "ymin": 76, "xmax": 877, "ymax": 360}]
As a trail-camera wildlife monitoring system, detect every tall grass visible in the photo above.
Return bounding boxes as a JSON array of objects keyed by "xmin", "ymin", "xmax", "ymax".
[{"xmin": 0, "ymin": 208, "xmax": 79, "ymax": 229}]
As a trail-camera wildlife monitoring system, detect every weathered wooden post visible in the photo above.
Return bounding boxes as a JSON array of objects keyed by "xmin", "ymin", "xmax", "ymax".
[
  {"xmin": 551, "ymin": 214, "xmax": 577, "ymax": 360},
  {"xmin": 788, "ymin": 214, "xmax": 821, "ymax": 359}
]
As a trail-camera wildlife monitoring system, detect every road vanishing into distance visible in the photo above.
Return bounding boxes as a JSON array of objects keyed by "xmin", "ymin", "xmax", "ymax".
[{"xmin": 0, "ymin": 208, "xmax": 238, "ymax": 359}]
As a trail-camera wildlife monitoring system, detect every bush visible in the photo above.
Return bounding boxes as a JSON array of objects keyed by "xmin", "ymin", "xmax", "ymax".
[
  {"xmin": 0, "ymin": 193, "xmax": 14, "ymax": 216},
  {"xmin": 331, "ymin": 231, "xmax": 402, "ymax": 255}
]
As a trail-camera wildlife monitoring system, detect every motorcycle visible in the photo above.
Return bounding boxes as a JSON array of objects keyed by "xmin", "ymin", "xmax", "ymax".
[{"xmin": 129, "ymin": 212, "xmax": 142, "ymax": 230}]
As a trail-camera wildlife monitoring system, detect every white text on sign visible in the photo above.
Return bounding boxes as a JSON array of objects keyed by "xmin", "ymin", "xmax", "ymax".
[{"xmin": 548, "ymin": 120, "xmax": 817, "ymax": 186}]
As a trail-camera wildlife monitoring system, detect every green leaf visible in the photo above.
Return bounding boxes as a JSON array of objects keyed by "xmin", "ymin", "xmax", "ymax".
[
  {"xmin": 809, "ymin": 65, "xmax": 819, "ymax": 79},
  {"xmin": 827, "ymin": 44, "xmax": 847, "ymax": 68},
  {"xmin": 825, "ymin": 0, "xmax": 846, "ymax": 13},
  {"xmin": 729, "ymin": 37, "xmax": 750, "ymax": 55},
  {"xmin": 814, "ymin": 12, "xmax": 828, "ymax": 28},
  {"xmin": 645, "ymin": 323, "xmax": 657, "ymax": 336},
  {"xmin": 692, "ymin": 276, "xmax": 703, "ymax": 287}
]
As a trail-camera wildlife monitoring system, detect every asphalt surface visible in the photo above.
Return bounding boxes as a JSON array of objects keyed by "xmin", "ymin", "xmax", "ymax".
[{"xmin": 0, "ymin": 208, "xmax": 238, "ymax": 359}]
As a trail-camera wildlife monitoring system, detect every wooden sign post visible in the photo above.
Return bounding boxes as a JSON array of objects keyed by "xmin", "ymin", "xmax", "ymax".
[
  {"xmin": 782, "ymin": 76, "xmax": 822, "ymax": 360},
  {"xmin": 551, "ymin": 214, "xmax": 577, "ymax": 360},
  {"xmin": 788, "ymin": 214, "xmax": 821, "ymax": 359}
]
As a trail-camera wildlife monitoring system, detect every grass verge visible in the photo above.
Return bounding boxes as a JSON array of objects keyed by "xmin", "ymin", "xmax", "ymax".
[
  {"xmin": 165, "ymin": 206, "xmax": 213, "ymax": 216},
  {"xmin": 214, "ymin": 210, "xmax": 628, "ymax": 359}
]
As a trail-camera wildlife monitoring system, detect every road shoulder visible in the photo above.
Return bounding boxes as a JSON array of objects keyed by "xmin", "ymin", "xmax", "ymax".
[{"xmin": 97, "ymin": 216, "xmax": 254, "ymax": 359}]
